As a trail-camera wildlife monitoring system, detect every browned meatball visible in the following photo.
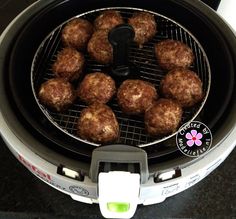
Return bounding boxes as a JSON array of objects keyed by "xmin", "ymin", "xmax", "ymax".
[
  {"xmin": 38, "ymin": 78, "xmax": 76, "ymax": 112},
  {"xmin": 117, "ymin": 79, "xmax": 158, "ymax": 115},
  {"xmin": 61, "ymin": 18, "xmax": 94, "ymax": 50},
  {"xmin": 128, "ymin": 12, "xmax": 157, "ymax": 46},
  {"xmin": 87, "ymin": 30, "xmax": 113, "ymax": 64},
  {"xmin": 145, "ymin": 98, "xmax": 183, "ymax": 136},
  {"xmin": 77, "ymin": 72, "xmax": 116, "ymax": 105},
  {"xmin": 160, "ymin": 68, "xmax": 203, "ymax": 107},
  {"xmin": 94, "ymin": 10, "xmax": 124, "ymax": 31},
  {"xmin": 77, "ymin": 104, "xmax": 119, "ymax": 144},
  {"xmin": 155, "ymin": 39, "xmax": 194, "ymax": 70},
  {"xmin": 52, "ymin": 47, "xmax": 85, "ymax": 82}
]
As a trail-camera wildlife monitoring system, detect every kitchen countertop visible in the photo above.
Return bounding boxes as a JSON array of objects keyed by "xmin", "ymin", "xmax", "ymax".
[{"xmin": 0, "ymin": 1, "xmax": 235, "ymax": 218}]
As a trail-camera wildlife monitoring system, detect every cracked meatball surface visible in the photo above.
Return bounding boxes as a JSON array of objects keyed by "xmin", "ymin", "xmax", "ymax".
[
  {"xmin": 155, "ymin": 39, "xmax": 194, "ymax": 70},
  {"xmin": 87, "ymin": 29, "xmax": 113, "ymax": 64},
  {"xmin": 52, "ymin": 47, "xmax": 85, "ymax": 82},
  {"xmin": 77, "ymin": 104, "xmax": 119, "ymax": 144},
  {"xmin": 77, "ymin": 72, "xmax": 116, "ymax": 105},
  {"xmin": 38, "ymin": 78, "xmax": 76, "ymax": 112},
  {"xmin": 94, "ymin": 10, "xmax": 124, "ymax": 31},
  {"xmin": 61, "ymin": 18, "xmax": 93, "ymax": 50},
  {"xmin": 160, "ymin": 68, "xmax": 203, "ymax": 107},
  {"xmin": 117, "ymin": 79, "xmax": 158, "ymax": 115},
  {"xmin": 128, "ymin": 12, "xmax": 157, "ymax": 46},
  {"xmin": 145, "ymin": 98, "xmax": 183, "ymax": 136}
]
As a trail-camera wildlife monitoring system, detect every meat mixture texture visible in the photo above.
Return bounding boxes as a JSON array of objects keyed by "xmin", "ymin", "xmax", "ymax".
[
  {"xmin": 160, "ymin": 68, "xmax": 203, "ymax": 107},
  {"xmin": 61, "ymin": 18, "xmax": 94, "ymax": 50},
  {"xmin": 128, "ymin": 11, "xmax": 157, "ymax": 46},
  {"xmin": 155, "ymin": 39, "xmax": 194, "ymax": 70},
  {"xmin": 77, "ymin": 103, "xmax": 119, "ymax": 144},
  {"xmin": 145, "ymin": 98, "xmax": 183, "ymax": 136},
  {"xmin": 94, "ymin": 10, "xmax": 124, "ymax": 31},
  {"xmin": 38, "ymin": 78, "xmax": 76, "ymax": 112},
  {"xmin": 117, "ymin": 79, "xmax": 158, "ymax": 115},
  {"xmin": 77, "ymin": 72, "xmax": 116, "ymax": 105},
  {"xmin": 87, "ymin": 29, "xmax": 113, "ymax": 64},
  {"xmin": 52, "ymin": 47, "xmax": 85, "ymax": 82}
]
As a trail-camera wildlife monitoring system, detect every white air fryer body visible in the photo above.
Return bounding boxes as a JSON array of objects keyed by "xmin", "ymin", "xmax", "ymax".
[
  {"xmin": 1, "ymin": 113, "xmax": 236, "ymax": 216},
  {"xmin": 0, "ymin": 0, "xmax": 236, "ymax": 218}
]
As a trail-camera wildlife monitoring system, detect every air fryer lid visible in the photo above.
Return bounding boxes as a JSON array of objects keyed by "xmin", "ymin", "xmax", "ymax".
[{"xmin": 0, "ymin": 0, "xmax": 235, "ymax": 166}]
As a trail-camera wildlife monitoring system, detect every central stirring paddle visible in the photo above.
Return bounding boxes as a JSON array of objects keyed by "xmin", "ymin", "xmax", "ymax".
[{"xmin": 108, "ymin": 24, "xmax": 139, "ymax": 79}]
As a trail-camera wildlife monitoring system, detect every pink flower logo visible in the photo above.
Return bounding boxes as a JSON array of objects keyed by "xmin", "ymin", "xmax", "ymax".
[{"xmin": 185, "ymin": 130, "xmax": 203, "ymax": 147}]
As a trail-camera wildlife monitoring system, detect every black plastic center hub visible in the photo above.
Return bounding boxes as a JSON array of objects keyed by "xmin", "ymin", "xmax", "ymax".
[{"xmin": 108, "ymin": 24, "xmax": 139, "ymax": 79}]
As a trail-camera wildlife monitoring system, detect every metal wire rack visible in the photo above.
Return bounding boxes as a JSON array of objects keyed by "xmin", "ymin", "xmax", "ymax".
[{"xmin": 31, "ymin": 7, "xmax": 211, "ymax": 147}]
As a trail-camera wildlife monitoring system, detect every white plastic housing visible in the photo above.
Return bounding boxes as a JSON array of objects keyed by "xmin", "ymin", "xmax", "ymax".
[{"xmin": 98, "ymin": 171, "xmax": 140, "ymax": 218}]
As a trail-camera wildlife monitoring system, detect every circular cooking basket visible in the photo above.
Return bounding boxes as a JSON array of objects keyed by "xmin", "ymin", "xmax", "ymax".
[{"xmin": 31, "ymin": 7, "xmax": 211, "ymax": 148}]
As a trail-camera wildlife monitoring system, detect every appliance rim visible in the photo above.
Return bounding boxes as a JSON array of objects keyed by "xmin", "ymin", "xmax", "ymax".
[{"xmin": 0, "ymin": 0, "xmax": 235, "ymax": 172}]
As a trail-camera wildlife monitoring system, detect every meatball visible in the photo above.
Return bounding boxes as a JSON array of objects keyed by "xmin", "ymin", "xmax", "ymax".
[
  {"xmin": 77, "ymin": 72, "xmax": 116, "ymax": 105},
  {"xmin": 87, "ymin": 30, "xmax": 113, "ymax": 64},
  {"xmin": 117, "ymin": 79, "xmax": 158, "ymax": 115},
  {"xmin": 155, "ymin": 39, "xmax": 194, "ymax": 70},
  {"xmin": 61, "ymin": 18, "xmax": 93, "ymax": 50},
  {"xmin": 38, "ymin": 78, "xmax": 76, "ymax": 112},
  {"xmin": 52, "ymin": 47, "xmax": 85, "ymax": 82},
  {"xmin": 160, "ymin": 68, "xmax": 203, "ymax": 107},
  {"xmin": 145, "ymin": 98, "xmax": 183, "ymax": 136},
  {"xmin": 94, "ymin": 10, "xmax": 124, "ymax": 31},
  {"xmin": 128, "ymin": 12, "xmax": 157, "ymax": 46},
  {"xmin": 77, "ymin": 104, "xmax": 119, "ymax": 144}
]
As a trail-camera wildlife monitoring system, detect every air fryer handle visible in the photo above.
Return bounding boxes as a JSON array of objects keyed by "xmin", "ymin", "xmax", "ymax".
[
  {"xmin": 89, "ymin": 145, "xmax": 149, "ymax": 184},
  {"xmin": 108, "ymin": 24, "xmax": 135, "ymax": 77}
]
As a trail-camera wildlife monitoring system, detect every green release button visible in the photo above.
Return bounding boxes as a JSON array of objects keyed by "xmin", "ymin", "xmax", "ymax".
[{"xmin": 107, "ymin": 202, "xmax": 130, "ymax": 213}]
